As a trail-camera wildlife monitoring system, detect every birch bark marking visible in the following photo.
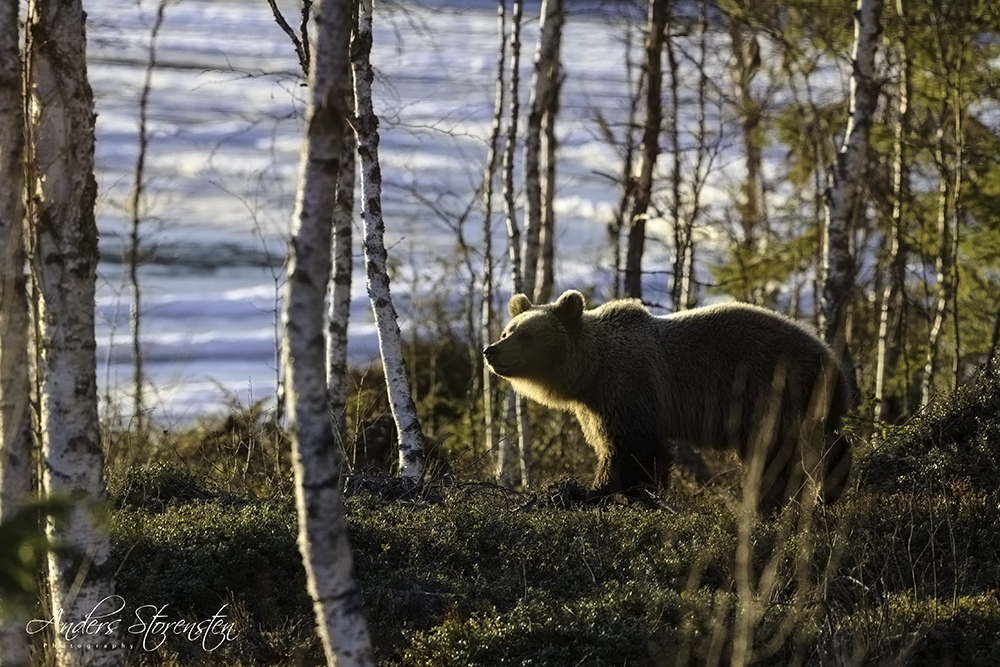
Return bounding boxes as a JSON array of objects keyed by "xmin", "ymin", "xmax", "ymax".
[
  {"xmin": 0, "ymin": 0, "xmax": 33, "ymax": 661},
  {"xmin": 283, "ymin": 0, "xmax": 376, "ymax": 664},
  {"xmin": 523, "ymin": 0, "xmax": 562, "ymax": 302},
  {"xmin": 624, "ymin": 0, "xmax": 666, "ymax": 300},
  {"xmin": 875, "ymin": 0, "xmax": 910, "ymax": 421},
  {"xmin": 0, "ymin": 0, "xmax": 30, "ymax": 508},
  {"xmin": 497, "ymin": 0, "xmax": 536, "ymax": 488},
  {"xmin": 352, "ymin": 0, "xmax": 425, "ymax": 480},
  {"xmin": 481, "ymin": 0, "xmax": 507, "ymax": 466},
  {"xmin": 327, "ymin": 96, "xmax": 356, "ymax": 442},
  {"xmin": 24, "ymin": 0, "xmax": 118, "ymax": 664},
  {"xmin": 128, "ymin": 0, "xmax": 169, "ymax": 435},
  {"xmin": 820, "ymin": 0, "xmax": 883, "ymax": 345}
]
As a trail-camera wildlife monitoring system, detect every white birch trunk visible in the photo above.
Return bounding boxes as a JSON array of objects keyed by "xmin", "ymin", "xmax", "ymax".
[
  {"xmin": 352, "ymin": 0, "xmax": 425, "ymax": 481},
  {"xmin": 480, "ymin": 0, "xmax": 506, "ymax": 468},
  {"xmin": 0, "ymin": 1, "xmax": 33, "ymax": 662},
  {"xmin": 24, "ymin": 1, "xmax": 117, "ymax": 664},
  {"xmin": 327, "ymin": 120, "xmax": 356, "ymax": 442},
  {"xmin": 496, "ymin": 0, "xmax": 534, "ymax": 488},
  {"xmin": 497, "ymin": 0, "xmax": 531, "ymax": 487},
  {"xmin": 921, "ymin": 136, "xmax": 958, "ymax": 406},
  {"xmin": 282, "ymin": 0, "xmax": 376, "ymax": 664},
  {"xmin": 820, "ymin": 0, "xmax": 883, "ymax": 344},
  {"xmin": 536, "ymin": 98, "xmax": 557, "ymax": 305},
  {"xmin": 875, "ymin": 0, "xmax": 910, "ymax": 421},
  {"xmin": 727, "ymin": 16, "xmax": 765, "ymax": 293},
  {"xmin": 624, "ymin": 0, "xmax": 666, "ymax": 300},
  {"xmin": 126, "ymin": 0, "xmax": 168, "ymax": 434},
  {"xmin": 522, "ymin": 0, "xmax": 562, "ymax": 302}
]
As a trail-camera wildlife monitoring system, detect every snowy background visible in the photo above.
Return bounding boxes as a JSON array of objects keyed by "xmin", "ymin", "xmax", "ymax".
[{"xmin": 88, "ymin": 0, "xmax": 737, "ymax": 423}]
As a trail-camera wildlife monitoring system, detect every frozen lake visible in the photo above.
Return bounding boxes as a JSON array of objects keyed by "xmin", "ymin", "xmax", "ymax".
[{"xmin": 88, "ymin": 0, "xmax": 736, "ymax": 423}]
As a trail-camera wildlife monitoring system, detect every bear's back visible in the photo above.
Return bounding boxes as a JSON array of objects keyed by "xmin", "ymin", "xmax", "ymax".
[{"xmin": 643, "ymin": 302, "xmax": 850, "ymax": 450}]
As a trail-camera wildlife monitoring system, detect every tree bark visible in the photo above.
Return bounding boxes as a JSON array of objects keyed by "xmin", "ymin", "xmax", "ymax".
[
  {"xmin": 672, "ymin": 0, "xmax": 711, "ymax": 312},
  {"xmin": 327, "ymin": 98, "xmax": 356, "ymax": 443},
  {"xmin": 821, "ymin": 0, "xmax": 883, "ymax": 346},
  {"xmin": 24, "ymin": 0, "xmax": 118, "ymax": 663},
  {"xmin": 726, "ymin": 10, "xmax": 765, "ymax": 297},
  {"xmin": 353, "ymin": 0, "xmax": 425, "ymax": 480},
  {"xmin": 922, "ymin": 125, "xmax": 959, "ymax": 405},
  {"xmin": 0, "ymin": 0, "xmax": 33, "ymax": 662},
  {"xmin": 480, "ymin": 0, "xmax": 507, "ymax": 470},
  {"xmin": 624, "ymin": 0, "xmax": 666, "ymax": 300},
  {"xmin": 523, "ymin": 0, "xmax": 562, "ymax": 304},
  {"xmin": 536, "ymin": 89, "xmax": 558, "ymax": 305},
  {"xmin": 128, "ymin": 0, "xmax": 169, "ymax": 436},
  {"xmin": 875, "ymin": 0, "xmax": 910, "ymax": 421},
  {"xmin": 607, "ymin": 21, "xmax": 641, "ymax": 299},
  {"xmin": 497, "ymin": 0, "xmax": 533, "ymax": 488},
  {"xmin": 282, "ymin": 0, "xmax": 376, "ymax": 664},
  {"xmin": 664, "ymin": 16, "xmax": 693, "ymax": 312}
]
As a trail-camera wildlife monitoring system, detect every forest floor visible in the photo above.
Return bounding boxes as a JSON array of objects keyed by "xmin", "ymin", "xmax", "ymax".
[{"xmin": 97, "ymin": 367, "xmax": 1000, "ymax": 667}]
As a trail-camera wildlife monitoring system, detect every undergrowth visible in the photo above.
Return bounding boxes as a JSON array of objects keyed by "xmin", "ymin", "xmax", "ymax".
[{"xmin": 11, "ymin": 365, "xmax": 1000, "ymax": 666}]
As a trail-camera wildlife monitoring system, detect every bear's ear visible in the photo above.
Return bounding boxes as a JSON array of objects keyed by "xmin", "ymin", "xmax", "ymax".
[
  {"xmin": 553, "ymin": 290, "xmax": 584, "ymax": 326},
  {"xmin": 508, "ymin": 294, "xmax": 533, "ymax": 318}
]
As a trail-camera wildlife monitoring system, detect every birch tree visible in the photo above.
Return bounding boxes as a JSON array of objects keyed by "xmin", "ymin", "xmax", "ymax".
[
  {"xmin": 281, "ymin": 0, "xmax": 376, "ymax": 663},
  {"xmin": 623, "ymin": 0, "xmax": 666, "ymax": 300},
  {"xmin": 327, "ymin": 67, "xmax": 356, "ymax": 442},
  {"xmin": 724, "ymin": 3, "xmax": 766, "ymax": 303},
  {"xmin": 820, "ymin": 0, "xmax": 883, "ymax": 346},
  {"xmin": 480, "ymin": 0, "xmax": 507, "ymax": 471},
  {"xmin": 268, "ymin": 0, "xmax": 354, "ymax": 438},
  {"xmin": 607, "ymin": 20, "xmax": 642, "ymax": 299},
  {"xmin": 352, "ymin": 0, "xmax": 425, "ymax": 480},
  {"xmin": 522, "ymin": 0, "xmax": 562, "ymax": 304},
  {"xmin": 0, "ymin": 0, "xmax": 33, "ymax": 662},
  {"xmin": 23, "ymin": 0, "xmax": 118, "ymax": 663},
  {"xmin": 497, "ymin": 0, "xmax": 534, "ymax": 488},
  {"xmin": 127, "ymin": 0, "xmax": 169, "ymax": 435},
  {"xmin": 875, "ymin": 0, "xmax": 911, "ymax": 421},
  {"xmin": 920, "ymin": 0, "xmax": 974, "ymax": 405}
]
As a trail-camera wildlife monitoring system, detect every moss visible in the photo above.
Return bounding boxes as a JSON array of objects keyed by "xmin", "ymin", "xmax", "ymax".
[{"xmin": 100, "ymin": 363, "xmax": 1000, "ymax": 666}]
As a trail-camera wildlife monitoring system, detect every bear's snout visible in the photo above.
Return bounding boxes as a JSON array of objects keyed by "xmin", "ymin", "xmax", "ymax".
[{"xmin": 483, "ymin": 343, "xmax": 510, "ymax": 377}]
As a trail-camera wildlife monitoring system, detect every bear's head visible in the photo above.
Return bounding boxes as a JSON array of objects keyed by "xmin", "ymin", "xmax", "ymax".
[{"xmin": 483, "ymin": 290, "xmax": 585, "ymax": 385}]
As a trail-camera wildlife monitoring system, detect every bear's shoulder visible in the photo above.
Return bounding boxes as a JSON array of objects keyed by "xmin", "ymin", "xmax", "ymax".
[{"xmin": 590, "ymin": 297, "xmax": 650, "ymax": 322}]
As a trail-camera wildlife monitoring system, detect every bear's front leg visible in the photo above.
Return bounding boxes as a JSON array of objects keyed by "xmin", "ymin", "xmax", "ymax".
[{"xmin": 582, "ymin": 408, "xmax": 670, "ymax": 497}]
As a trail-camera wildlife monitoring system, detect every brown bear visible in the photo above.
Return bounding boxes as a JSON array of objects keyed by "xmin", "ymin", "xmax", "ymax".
[{"xmin": 483, "ymin": 290, "xmax": 854, "ymax": 512}]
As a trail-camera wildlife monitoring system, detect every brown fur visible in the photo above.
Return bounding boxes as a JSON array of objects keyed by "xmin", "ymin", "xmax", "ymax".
[{"xmin": 483, "ymin": 290, "xmax": 854, "ymax": 512}]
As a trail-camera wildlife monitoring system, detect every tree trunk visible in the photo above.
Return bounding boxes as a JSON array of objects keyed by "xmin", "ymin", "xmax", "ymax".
[
  {"xmin": 127, "ymin": 0, "xmax": 169, "ymax": 436},
  {"xmin": 353, "ymin": 0, "xmax": 425, "ymax": 480},
  {"xmin": 0, "ymin": 0, "xmax": 33, "ymax": 662},
  {"xmin": 536, "ymin": 90, "xmax": 558, "ymax": 305},
  {"xmin": 24, "ymin": 0, "xmax": 118, "ymax": 663},
  {"xmin": 664, "ymin": 16, "xmax": 691, "ymax": 312},
  {"xmin": 820, "ymin": 0, "xmax": 883, "ymax": 346},
  {"xmin": 607, "ymin": 22, "xmax": 642, "ymax": 299},
  {"xmin": 282, "ymin": 0, "xmax": 376, "ymax": 664},
  {"xmin": 672, "ymin": 0, "xmax": 711, "ymax": 312},
  {"xmin": 922, "ymin": 123, "xmax": 959, "ymax": 405},
  {"xmin": 328, "ymin": 102, "xmax": 356, "ymax": 443},
  {"xmin": 480, "ymin": 0, "xmax": 507, "ymax": 470},
  {"xmin": 624, "ymin": 0, "xmax": 666, "ymax": 300},
  {"xmin": 875, "ymin": 0, "xmax": 911, "ymax": 421},
  {"xmin": 523, "ymin": 0, "xmax": 562, "ymax": 304},
  {"xmin": 726, "ymin": 11, "xmax": 765, "ymax": 300},
  {"xmin": 497, "ymin": 0, "xmax": 533, "ymax": 488}
]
